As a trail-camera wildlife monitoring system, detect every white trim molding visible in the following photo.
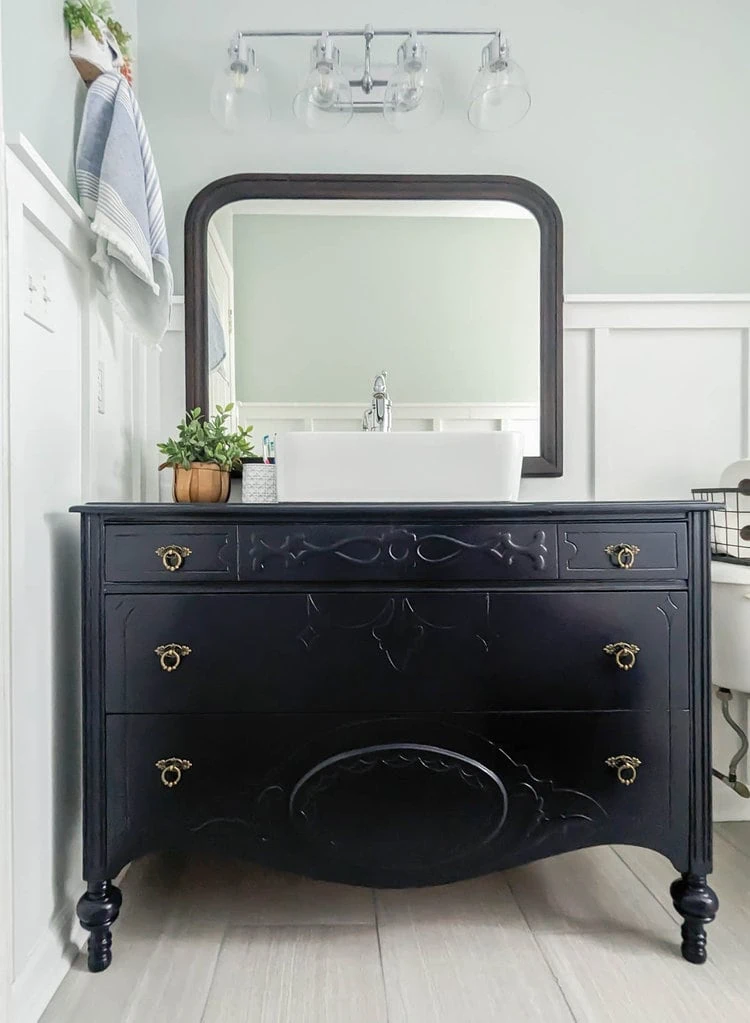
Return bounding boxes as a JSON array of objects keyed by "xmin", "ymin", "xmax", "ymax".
[
  {"xmin": 564, "ymin": 294, "xmax": 750, "ymax": 330},
  {"xmin": 7, "ymin": 134, "xmax": 90, "ymax": 231}
]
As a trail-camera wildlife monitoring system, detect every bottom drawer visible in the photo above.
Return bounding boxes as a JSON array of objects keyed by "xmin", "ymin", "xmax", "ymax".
[{"xmin": 105, "ymin": 711, "xmax": 676, "ymax": 885}]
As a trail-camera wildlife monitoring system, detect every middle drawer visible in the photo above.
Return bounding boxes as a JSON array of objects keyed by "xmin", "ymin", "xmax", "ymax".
[{"xmin": 105, "ymin": 590, "xmax": 687, "ymax": 714}]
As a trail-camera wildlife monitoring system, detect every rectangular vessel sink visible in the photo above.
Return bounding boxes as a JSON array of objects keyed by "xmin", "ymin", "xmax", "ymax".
[{"xmin": 275, "ymin": 431, "xmax": 523, "ymax": 503}]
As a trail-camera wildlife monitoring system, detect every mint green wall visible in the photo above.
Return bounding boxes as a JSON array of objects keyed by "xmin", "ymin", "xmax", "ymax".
[
  {"xmin": 136, "ymin": 0, "xmax": 750, "ymax": 295},
  {"xmin": 232, "ymin": 214, "xmax": 540, "ymax": 404},
  {"xmin": 1, "ymin": 0, "xmax": 137, "ymax": 195}
]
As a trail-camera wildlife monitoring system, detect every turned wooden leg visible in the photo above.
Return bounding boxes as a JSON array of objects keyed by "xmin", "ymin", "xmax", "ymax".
[
  {"xmin": 76, "ymin": 880, "xmax": 123, "ymax": 972},
  {"xmin": 670, "ymin": 873, "xmax": 719, "ymax": 964}
]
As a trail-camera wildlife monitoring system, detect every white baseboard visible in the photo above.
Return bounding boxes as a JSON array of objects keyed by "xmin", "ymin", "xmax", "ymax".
[
  {"xmin": 10, "ymin": 860, "xmax": 132, "ymax": 1023},
  {"xmin": 10, "ymin": 914, "xmax": 86, "ymax": 1023}
]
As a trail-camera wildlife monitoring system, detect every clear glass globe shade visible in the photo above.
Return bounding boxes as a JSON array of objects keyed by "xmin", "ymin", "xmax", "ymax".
[
  {"xmin": 468, "ymin": 61, "xmax": 531, "ymax": 131},
  {"xmin": 383, "ymin": 66, "xmax": 443, "ymax": 131},
  {"xmin": 210, "ymin": 65, "xmax": 269, "ymax": 132},
  {"xmin": 293, "ymin": 66, "xmax": 353, "ymax": 132}
]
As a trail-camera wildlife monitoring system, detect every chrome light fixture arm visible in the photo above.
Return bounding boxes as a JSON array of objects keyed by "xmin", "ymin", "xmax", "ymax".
[{"xmin": 361, "ymin": 23, "xmax": 375, "ymax": 95}]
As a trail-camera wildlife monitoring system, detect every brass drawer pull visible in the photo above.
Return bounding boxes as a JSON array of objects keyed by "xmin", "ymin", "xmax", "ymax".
[
  {"xmin": 605, "ymin": 542, "xmax": 640, "ymax": 569},
  {"xmin": 154, "ymin": 643, "xmax": 192, "ymax": 672},
  {"xmin": 155, "ymin": 757, "xmax": 192, "ymax": 788},
  {"xmin": 606, "ymin": 755, "xmax": 642, "ymax": 786},
  {"xmin": 155, "ymin": 545, "xmax": 192, "ymax": 572},
  {"xmin": 603, "ymin": 641, "xmax": 640, "ymax": 671}
]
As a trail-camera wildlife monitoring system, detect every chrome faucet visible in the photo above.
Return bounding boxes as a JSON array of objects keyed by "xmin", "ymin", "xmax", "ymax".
[{"xmin": 362, "ymin": 372, "xmax": 392, "ymax": 432}]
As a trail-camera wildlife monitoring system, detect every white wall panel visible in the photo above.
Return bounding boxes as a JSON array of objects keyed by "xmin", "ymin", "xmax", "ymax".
[
  {"xmin": 9, "ymin": 182, "xmax": 86, "ymax": 982},
  {"xmin": 595, "ymin": 328, "xmax": 746, "ymax": 501},
  {"xmin": 89, "ymin": 292, "xmax": 138, "ymax": 502},
  {"xmin": 3, "ymin": 139, "xmax": 160, "ymax": 1023}
]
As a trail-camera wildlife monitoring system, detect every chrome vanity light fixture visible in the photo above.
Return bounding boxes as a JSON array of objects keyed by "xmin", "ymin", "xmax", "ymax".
[
  {"xmin": 468, "ymin": 31, "xmax": 531, "ymax": 131},
  {"xmin": 383, "ymin": 32, "xmax": 443, "ymax": 131},
  {"xmin": 209, "ymin": 26, "xmax": 530, "ymax": 133},
  {"xmin": 293, "ymin": 32, "xmax": 354, "ymax": 132},
  {"xmin": 210, "ymin": 31, "xmax": 270, "ymax": 131}
]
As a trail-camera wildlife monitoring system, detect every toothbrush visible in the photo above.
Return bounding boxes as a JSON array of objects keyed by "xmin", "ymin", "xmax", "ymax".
[{"xmin": 262, "ymin": 435, "xmax": 270, "ymax": 464}]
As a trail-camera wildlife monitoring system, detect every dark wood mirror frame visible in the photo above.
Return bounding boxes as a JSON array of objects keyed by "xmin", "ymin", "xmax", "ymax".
[{"xmin": 184, "ymin": 174, "xmax": 563, "ymax": 477}]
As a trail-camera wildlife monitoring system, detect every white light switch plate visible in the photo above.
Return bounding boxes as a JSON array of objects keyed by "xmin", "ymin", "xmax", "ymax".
[{"xmin": 23, "ymin": 272, "xmax": 55, "ymax": 333}]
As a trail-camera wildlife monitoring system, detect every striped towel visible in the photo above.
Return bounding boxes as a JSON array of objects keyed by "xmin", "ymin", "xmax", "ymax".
[{"xmin": 76, "ymin": 72, "xmax": 173, "ymax": 345}]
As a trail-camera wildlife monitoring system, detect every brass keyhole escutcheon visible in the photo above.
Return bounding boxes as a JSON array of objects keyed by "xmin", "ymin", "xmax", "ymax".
[
  {"xmin": 605, "ymin": 543, "xmax": 640, "ymax": 569},
  {"xmin": 155, "ymin": 757, "xmax": 192, "ymax": 788},
  {"xmin": 155, "ymin": 545, "xmax": 192, "ymax": 572},
  {"xmin": 603, "ymin": 641, "xmax": 640, "ymax": 671},
  {"xmin": 606, "ymin": 755, "xmax": 642, "ymax": 786},
  {"xmin": 154, "ymin": 644, "xmax": 192, "ymax": 672}
]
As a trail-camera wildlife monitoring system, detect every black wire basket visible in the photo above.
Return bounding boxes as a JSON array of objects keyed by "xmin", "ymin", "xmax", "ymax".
[{"xmin": 692, "ymin": 485, "xmax": 750, "ymax": 565}]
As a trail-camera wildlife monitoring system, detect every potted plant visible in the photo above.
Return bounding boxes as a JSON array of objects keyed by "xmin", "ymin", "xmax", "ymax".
[
  {"xmin": 64, "ymin": 0, "xmax": 134, "ymax": 83},
  {"xmin": 158, "ymin": 405, "xmax": 254, "ymax": 503}
]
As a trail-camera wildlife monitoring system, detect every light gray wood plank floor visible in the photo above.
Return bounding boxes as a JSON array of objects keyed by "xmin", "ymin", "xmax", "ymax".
[{"xmin": 41, "ymin": 824, "xmax": 750, "ymax": 1023}]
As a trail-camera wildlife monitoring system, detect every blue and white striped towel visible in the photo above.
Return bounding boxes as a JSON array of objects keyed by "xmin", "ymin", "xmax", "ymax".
[{"xmin": 76, "ymin": 72, "xmax": 173, "ymax": 345}]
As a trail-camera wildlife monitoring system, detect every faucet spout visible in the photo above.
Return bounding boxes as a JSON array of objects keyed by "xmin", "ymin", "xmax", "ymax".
[{"xmin": 362, "ymin": 371, "xmax": 392, "ymax": 432}]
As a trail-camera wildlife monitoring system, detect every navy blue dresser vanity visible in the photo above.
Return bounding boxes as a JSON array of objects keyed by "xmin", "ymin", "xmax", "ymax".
[{"xmin": 72, "ymin": 500, "xmax": 718, "ymax": 971}]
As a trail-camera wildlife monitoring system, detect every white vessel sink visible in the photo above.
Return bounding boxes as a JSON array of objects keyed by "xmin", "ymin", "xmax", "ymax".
[{"xmin": 275, "ymin": 431, "xmax": 524, "ymax": 503}]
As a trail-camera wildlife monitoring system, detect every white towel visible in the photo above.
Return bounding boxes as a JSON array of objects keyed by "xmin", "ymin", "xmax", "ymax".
[{"xmin": 76, "ymin": 72, "xmax": 173, "ymax": 345}]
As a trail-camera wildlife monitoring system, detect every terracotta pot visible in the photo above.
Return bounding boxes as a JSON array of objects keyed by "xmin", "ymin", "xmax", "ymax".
[{"xmin": 172, "ymin": 462, "xmax": 230, "ymax": 503}]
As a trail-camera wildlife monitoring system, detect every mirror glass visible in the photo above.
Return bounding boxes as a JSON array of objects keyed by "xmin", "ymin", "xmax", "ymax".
[{"xmin": 206, "ymin": 198, "xmax": 541, "ymax": 457}]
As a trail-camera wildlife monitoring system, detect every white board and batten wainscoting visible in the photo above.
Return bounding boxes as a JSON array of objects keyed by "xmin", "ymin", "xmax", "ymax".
[
  {"xmin": 235, "ymin": 402, "xmax": 541, "ymax": 455},
  {"xmin": 164, "ymin": 293, "xmax": 750, "ymax": 509},
  {"xmin": 0, "ymin": 136, "xmax": 162, "ymax": 1023},
  {"xmin": 1, "ymin": 135, "xmax": 749, "ymax": 1023}
]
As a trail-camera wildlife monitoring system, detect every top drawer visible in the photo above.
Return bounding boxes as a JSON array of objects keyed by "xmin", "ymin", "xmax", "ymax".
[
  {"xmin": 238, "ymin": 523, "xmax": 558, "ymax": 582},
  {"xmin": 104, "ymin": 525, "xmax": 237, "ymax": 582},
  {"xmin": 558, "ymin": 522, "xmax": 688, "ymax": 579}
]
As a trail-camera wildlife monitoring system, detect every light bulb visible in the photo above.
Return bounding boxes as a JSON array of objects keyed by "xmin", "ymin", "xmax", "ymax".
[
  {"xmin": 384, "ymin": 33, "xmax": 443, "ymax": 131},
  {"xmin": 210, "ymin": 40, "xmax": 269, "ymax": 133},
  {"xmin": 468, "ymin": 33, "xmax": 530, "ymax": 131},
  {"xmin": 293, "ymin": 32, "xmax": 353, "ymax": 131}
]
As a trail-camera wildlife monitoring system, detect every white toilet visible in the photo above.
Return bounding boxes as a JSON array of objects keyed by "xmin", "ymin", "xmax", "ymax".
[
  {"xmin": 707, "ymin": 459, "xmax": 750, "ymax": 801},
  {"xmin": 712, "ymin": 560, "xmax": 750, "ymax": 696},
  {"xmin": 711, "ymin": 559, "xmax": 750, "ymax": 801}
]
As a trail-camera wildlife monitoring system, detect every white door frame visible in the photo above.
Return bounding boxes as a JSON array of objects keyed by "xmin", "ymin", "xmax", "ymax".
[{"xmin": 207, "ymin": 218, "xmax": 236, "ymax": 424}]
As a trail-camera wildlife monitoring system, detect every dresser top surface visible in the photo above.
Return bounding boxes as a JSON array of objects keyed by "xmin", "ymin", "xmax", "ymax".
[{"xmin": 71, "ymin": 501, "xmax": 719, "ymax": 521}]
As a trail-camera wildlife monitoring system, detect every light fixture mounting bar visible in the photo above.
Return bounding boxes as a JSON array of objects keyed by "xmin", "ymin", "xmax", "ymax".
[
  {"xmin": 235, "ymin": 27, "xmax": 504, "ymax": 114},
  {"xmin": 237, "ymin": 28, "xmax": 500, "ymax": 40}
]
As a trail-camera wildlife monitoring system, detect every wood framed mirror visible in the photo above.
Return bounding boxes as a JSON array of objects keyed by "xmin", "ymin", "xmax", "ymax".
[{"xmin": 184, "ymin": 174, "xmax": 563, "ymax": 477}]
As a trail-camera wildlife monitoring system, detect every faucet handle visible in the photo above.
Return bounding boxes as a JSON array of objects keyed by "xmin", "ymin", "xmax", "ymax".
[{"xmin": 373, "ymin": 371, "xmax": 388, "ymax": 394}]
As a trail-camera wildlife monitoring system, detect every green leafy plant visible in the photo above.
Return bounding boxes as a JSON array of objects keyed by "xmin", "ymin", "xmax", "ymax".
[
  {"xmin": 64, "ymin": 0, "xmax": 132, "ymax": 61},
  {"xmin": 157, "ymin": 405, "xmax": 254, "ymax": 472}
]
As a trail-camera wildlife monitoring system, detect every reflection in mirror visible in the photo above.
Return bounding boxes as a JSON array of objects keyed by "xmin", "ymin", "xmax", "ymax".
[{"xmin": 206, "ymin": 198, "xmax": 541, "ymax": 458}]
